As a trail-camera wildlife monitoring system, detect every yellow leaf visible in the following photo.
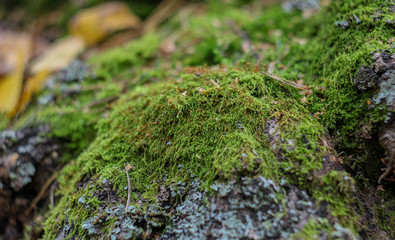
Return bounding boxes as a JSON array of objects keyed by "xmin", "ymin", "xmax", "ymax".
[
  {"xmin": 10, "ymin": 70, "xmax": 51, "ymax": 115},
  {"xmin": 0, "ymin": 32, "xmax": 32, "ymax": 116},
  {"xmin": 29, "ymin": 36, "xmax": 85, "ymax": 75},
  {"xmin": 68, "ymin": 2, "xmax": 140, "ymax": 46},
  {"xmin": 0, "ymin": 50, "xmax": 25, "ymax": 115}
]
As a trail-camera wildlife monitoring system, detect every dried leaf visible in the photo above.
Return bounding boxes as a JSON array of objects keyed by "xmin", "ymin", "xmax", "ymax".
[
  {"xmin": 11, "ymin": 70, "xmax": 51, "ymax": 115},
  {"xmin": 0, "ymin": 50, "xmax": 26, "ymax": 115},
  {"xmin": 30, "ymin": 36, "xmax": 85, "ymax": 75},
  {"xmin": 0, "ymin": 32, "xmax": 31, "ymax": 76},
  {"xmin": 0, "ymin": 32, "xmax": 32, "ymax": 115},
  {"xmin": 69, "ymin": 2, "xmax": 140, "ymax": 46}
]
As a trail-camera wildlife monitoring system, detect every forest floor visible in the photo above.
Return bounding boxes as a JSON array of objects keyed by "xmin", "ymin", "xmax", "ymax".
[{"xmin": 0, "ymin": 0, "xmax": 395, "ymax": 239}]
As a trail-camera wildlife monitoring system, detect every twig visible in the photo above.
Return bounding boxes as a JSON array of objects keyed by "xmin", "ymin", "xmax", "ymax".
[
  {"xmin": 142, "ymin": 0, "xmax": 186, "ymax": 34},
  {"xmin": 260, "ymin": 71, "xmax": 304, "ymax": 90},
  {"xmin": 124, "ymin": 163, "xmax": 131, "ymax": 212},
  {"xmin": 210, "ymin": 79, "xmax": 220, "ymax": 88},
  {"xmin": 25, "ymin": 171, "xmax": 58, "ymax": 216},
  {"xmin": 50, "ymin": 182, "xmax": 56, "ymax": 207},
  {"xmin": 82, "ymin": 96, "xmax": 118, "ymax": 112},
  {"xmin": 378, "ymin": 160, "xmax": 393, "ymax": 184}
]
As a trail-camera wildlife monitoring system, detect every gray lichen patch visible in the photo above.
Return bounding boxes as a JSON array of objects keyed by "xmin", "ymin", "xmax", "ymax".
[
  {"xmin": 374, "ymin": 69, "xmax": 395, "ymax": 106},
  {"xmin": 0, "ymin": 126, "xmax": 60, "ymax": 239},
  {"xmin": 162, "ymin": 177, "xmax": 354, "ymax": 240},
  {"xmin": 0, "ymin": 126, "xmax": 59, "ymax": 191},
  {"xmin": 69, "ymin": 176, "xmax": 355, "ymax": 240}
]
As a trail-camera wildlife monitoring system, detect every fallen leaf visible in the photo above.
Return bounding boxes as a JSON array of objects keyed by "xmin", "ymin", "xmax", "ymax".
[
  {"xmin": 69, "ymin": 1, "xmax": 140, "ymax": 46},
  {"xmin": 10, "ymin": 70, "xmax": 51, "ymax": 115},
  {"xmin": 0, "ymin": 48, "xmax": 27, "ymax": 115},
  {"xmin": 0, "ymin": 32, "xmax": 31, "ymax": 76},
  {"xmin": 29, "ymin": 36, "xmax": 85, "ymax": 75},
  {"xmin": 0, "ymin": 32, "xmax": 31, "ymax": 115}
]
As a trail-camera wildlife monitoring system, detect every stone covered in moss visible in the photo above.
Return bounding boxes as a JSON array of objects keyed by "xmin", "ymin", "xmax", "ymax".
[
  {"xmin": 40, "ymin": 65, "xmax": 359, "ymax": 239},
  {"xmin": 4, "ymin": 0, "xmax": 392, "ymax": 239}
]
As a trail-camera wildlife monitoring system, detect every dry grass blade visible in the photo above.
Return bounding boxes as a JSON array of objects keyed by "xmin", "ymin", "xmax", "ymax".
[{"xmin": 82, "ymin": 96, "xmax": 118, "ymax": 113}]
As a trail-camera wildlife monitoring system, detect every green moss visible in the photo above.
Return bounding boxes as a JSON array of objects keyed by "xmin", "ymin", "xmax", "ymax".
[
  {"xmin": 89, "ymin": 33, "xmax": 161, "ymax": 81},
  {"xmin": 36, "ymin": 0, "xmax": 395, "ymax": 238},
  {"xmin": 0, "ymin": 115, "xmax": 9, "ymax": 131},
  {"xmin": 290, "ymin": 218, "xmax": 331, "ymax": 240},
  {"xmin": 42, "ymin": 66, "xmax": 358, "ymax": 238},
  {"xmin": 375, "ymin": 193, "xmax": 395, "ymax": 237},
  {"xmin": 281, "ymin": 0, "xmax": 394, "ymax": 173}
]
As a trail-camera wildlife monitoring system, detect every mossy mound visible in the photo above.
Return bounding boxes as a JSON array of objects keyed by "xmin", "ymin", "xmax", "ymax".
[
  {"xmin": 42, "ymin": 67, "xmax": 358, "ymax": 239},
  {"xmin": 2, "ymin": 0, "xmax": 393, "ymax": 239}
]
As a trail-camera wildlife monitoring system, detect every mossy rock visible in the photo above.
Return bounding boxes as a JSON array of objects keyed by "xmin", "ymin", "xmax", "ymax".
[
  {"xmin": 43, "ymin": 66, "xmax": 360, "ymax": 239},
  {"xmin": 1, "ymin": 0, "xmax": 394, "ymax": 239}
]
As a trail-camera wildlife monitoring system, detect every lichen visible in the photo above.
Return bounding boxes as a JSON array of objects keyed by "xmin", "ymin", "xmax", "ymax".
[{"xmin": 162, "ymin": 177, "xmax": 351, "ymax": 240}]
